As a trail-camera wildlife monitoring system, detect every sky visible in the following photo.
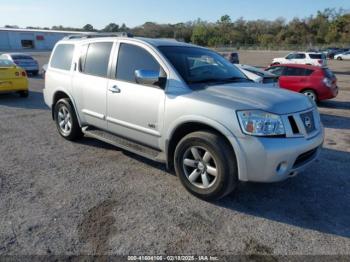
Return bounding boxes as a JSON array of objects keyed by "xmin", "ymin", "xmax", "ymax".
[{"xmin": 1, "ymin": 0, "xmax": 349, "ymax": 29}]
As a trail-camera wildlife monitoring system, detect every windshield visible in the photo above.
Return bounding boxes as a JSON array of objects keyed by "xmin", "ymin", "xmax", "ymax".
[
  {"xmin": 158, "ymin": 46, "xmax": 248, "ymax": 86},
  {"xmin": 0, "ymin": 59, "xmax": 15, "ymax": 67}
]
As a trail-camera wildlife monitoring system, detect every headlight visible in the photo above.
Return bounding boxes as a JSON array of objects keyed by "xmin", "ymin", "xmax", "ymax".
[{"xmin": 237, "ymin": 110, "xmax": 285, "ymax": 136}]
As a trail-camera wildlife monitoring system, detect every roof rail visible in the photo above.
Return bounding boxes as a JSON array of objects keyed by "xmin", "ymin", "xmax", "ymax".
[{"xmin": 63, "ymin": 32, "xmax": 133, "ymax": 40}]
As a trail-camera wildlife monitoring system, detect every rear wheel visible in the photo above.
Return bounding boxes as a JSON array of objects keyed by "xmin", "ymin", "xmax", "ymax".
[
  {"xmin": 302, "ymin": 89, "xmax": 317, "ymax": 102},
  {"xmin": 19, "ymin": 90, "xmax": 29, "ymax": 98},
  {"xmin": 174, "ymin": 131, "xmax": 238, "ymax": 200},
  {"xmin": 337, "ymin": 57, "xmax": 343, "ymax": 61},
  {"xmin": 54, "ymin": 98, "xmax": 83, "ymax": 141}
]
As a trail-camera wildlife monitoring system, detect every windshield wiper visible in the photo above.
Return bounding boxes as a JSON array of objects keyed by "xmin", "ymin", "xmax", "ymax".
[{"xmin": 188, "ymin": 77, "xmax": 251, "ymax": 85}]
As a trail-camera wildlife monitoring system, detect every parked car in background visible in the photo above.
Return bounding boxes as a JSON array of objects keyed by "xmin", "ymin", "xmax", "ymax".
[
  {"xmin": 0, "ymin": 59, "xmax": 28, "ymax": 97},
  {"xmin": 266, "ymin": 64, "xmax": 338, "ymax": 102},
  {"xmin": 0, "ymin": 53, "xmax": 39, "ymax": 75},
  {"xmin": 44, "ymin": 36, "xmax": 324, "ymax": 200},
  {"xmin": 328, "ymin": 48, "xmax": 349, "ymax": 60},
  {"xmin": 222, "ymin": 52, "xmax": 239, "ymax": 64},
  {"xmin": 334, "ymin": 51, "xmax": 350, "ymax": 60},
  {"xmin": 271, "ymin": 52, "xmax": 327, "ymax": 67},
  {"xmin": 235, "ymin": 64, "xmax": 279, "ymax": 87}
]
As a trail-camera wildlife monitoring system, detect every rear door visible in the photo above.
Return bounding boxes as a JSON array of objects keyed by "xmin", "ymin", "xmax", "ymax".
[
  {"xmin": 72, "ymin": 41, "xmax": 114, "ymax": 129},
  {"xmin": 279, "ymin": 67, "xmax": 310, "ymax": 92},
  {"xmin": 293, "ymin": 53, "xmax": 306, "ymax": 64}
]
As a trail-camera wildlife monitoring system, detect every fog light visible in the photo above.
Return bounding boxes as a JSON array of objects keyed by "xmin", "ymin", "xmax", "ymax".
[{"xmin": 276, "ymin": 161, "xmax": 288, "ymax": 175}]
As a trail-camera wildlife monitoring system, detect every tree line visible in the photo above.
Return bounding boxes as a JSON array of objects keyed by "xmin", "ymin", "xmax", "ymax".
[{"xmin": 5, "ymin": 8, "xmax": 350, "ymax": 49}]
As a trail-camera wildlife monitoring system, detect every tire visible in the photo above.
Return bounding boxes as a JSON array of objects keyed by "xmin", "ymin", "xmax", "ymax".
[
  {"xmin": 272, "ymin": 62, "xmax": 280, "ymax": 66},
  {"xmin": 302, "ymin": 89, "xmax": 318, "ymax": 102},
  {"xmin": 174, "ymin": 131, "xmax": 238, "ymax": 201},
  {"xmin": 54, "ymin": 98, "xmax": 83, "ymax": 141},
  {"xmin": 337, "ymin": 57, "xmax": 342, "ymax": 61},
  {"xmin": 19, "ymin": 90, "xmax": 29, "ymax": 98}
]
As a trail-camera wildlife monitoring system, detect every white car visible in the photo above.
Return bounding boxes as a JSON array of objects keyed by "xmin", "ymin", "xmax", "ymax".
[
  {"xmin": 272, "ymin": 52, "xmax": 327, "ymax": 67},
  {"xmin": 235, "ymin": 64, "xmax": 279, "ymax": 88},
  {"xmin": 334, "ymin": 51, "xmax": 350, "ymax": 60}
]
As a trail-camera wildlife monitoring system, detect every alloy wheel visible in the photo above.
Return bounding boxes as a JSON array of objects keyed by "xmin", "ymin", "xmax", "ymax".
[
  {"xmin": 182, "ymin": 146, "xmax": 218, "ymax": 189},
  {"xmin": 57, "ymin": 105, "xmax": 72, "ymax": 135}
]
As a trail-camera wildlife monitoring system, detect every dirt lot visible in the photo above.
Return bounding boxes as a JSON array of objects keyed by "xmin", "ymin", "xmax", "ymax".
[{"xmin": 0, "ymin": 51, "xmax": 349, "ymax": 257}]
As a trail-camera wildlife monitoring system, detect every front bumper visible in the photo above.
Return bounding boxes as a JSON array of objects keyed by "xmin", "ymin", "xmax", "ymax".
[{"xmin": 228, "ymin": 108, "xmax": 325, "ymax": 183}]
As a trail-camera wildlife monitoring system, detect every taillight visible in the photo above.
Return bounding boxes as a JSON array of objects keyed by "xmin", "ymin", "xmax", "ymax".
[
  {"xmin": 318, "ymin": 60, "xmax": 323, "ymax": 64},
  {"xmin": 323, "ymin": 78, "xmax": 332, "ymax": 88},
  {"xmin": 21, "ymin": 71, "xmax": 26, "ymax": 77}
]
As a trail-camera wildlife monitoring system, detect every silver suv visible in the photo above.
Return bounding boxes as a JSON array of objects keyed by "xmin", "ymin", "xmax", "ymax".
[{"xmin": 44, "ymin": 36, "xmax": 324, "ymax": 200}]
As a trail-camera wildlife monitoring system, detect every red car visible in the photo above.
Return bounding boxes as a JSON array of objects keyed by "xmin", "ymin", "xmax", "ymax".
[{"xmin": 265, "ymin": 64, "xmax": 338, "ymax": 102}]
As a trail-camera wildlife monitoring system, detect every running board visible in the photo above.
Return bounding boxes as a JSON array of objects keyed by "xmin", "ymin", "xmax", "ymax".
[{"xmin": 82, "ymin": 126, "xmax": 166, "ymax": 163}]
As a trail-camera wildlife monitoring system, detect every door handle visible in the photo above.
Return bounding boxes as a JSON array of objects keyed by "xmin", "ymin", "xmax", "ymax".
[{"xmin": 108, "ymin": 85, "xmax": 121, "ymax": 93}]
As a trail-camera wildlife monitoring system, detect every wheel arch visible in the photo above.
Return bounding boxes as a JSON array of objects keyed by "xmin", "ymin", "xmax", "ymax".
[
  {"xmin": 52, "ymin": 90, "xmax": 81, "ymax": 126},
  {"xmin": 165, "ymin": 118, "xmax": 239, "ymax": 172},
  {"xmin": 300, "ymin": 88, "xmax": 319, "ymax": 100}
]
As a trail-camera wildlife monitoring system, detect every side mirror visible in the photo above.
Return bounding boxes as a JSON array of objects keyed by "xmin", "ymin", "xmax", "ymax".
[{"xmin": 135, "ymin": 69, "xmax": 166, "ymax": 88}]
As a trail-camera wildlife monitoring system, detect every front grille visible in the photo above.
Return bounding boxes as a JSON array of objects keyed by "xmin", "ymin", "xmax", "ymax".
[
  {"xmin": 288, "ymin": 116, "xmax": 300, "ymax": 134},
  {"xmin": 293, "ymin": 148, "xmax": 318, "ymax": 168},
  {"xmin": 300, "ymin": 111, "xmax": 316, "ymax": 134}
]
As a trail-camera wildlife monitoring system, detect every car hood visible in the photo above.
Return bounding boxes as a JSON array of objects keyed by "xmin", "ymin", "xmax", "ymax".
[{"xmin": 192, "ymin": 83, "xmax": 313, "ymax": 115}]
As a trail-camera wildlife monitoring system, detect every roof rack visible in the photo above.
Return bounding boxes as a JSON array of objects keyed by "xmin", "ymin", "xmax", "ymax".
[{"xmin": 63, "ymin": 32, "xmax": 133, "ymax": 40}]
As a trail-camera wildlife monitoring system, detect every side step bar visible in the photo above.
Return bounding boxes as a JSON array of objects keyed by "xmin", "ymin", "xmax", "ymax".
[{"xmin": 82, "ymin": 126, "xmax": 166, "ymax": 163}]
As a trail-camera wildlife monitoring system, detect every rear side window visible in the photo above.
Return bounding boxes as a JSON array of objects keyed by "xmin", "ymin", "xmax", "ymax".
[
  {"xmin": 50, "ymin": 44, "xmax": 75, "ymax": 70},
  {"xmin": 309, "ymin": 54, "xmax": 324, "ymax": 59},
  {"xmin": 116, "ymin": 43, "xmax": 160, "ymax": 83},
  {"xmin": 284, "ymin": 67, "xmax": 313, "ymax": 76},
  {"xmin": 81, "ymin": 42, "xmax": 113, "ymax": 77}
]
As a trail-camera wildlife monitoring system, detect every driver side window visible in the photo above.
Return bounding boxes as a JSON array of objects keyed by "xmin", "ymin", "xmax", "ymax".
[
  {"xmin": 286, "ymin": 54, "xmax": 295, "ymax": 59},
  {"xmin": 116, "ymin": 43, "xmax": 161, "ymax": 85}
]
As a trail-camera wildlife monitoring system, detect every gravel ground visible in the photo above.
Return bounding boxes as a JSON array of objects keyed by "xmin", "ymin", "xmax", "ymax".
[{"xmin": 0, "ymin": 51, "xmax": 349, "ymax": 257}]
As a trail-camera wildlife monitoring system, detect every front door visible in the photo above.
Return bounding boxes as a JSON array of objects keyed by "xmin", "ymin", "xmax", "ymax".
[{"xmin": 106, "ymin": 42, "xmax": 166, "ymax": 148}]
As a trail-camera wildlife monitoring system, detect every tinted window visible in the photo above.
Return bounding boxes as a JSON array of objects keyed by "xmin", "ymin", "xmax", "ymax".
[
  {"xmin": 323, "ymin": 68, "xmax": 335, "ymax": 79},
  {"xmin": 266, "ymin": 66, "xmax": 284, "ymax": 76},
  {"xmin": 294, "ymin": 53, "xmax": 306, "ymax": 59},
  {"xmin": 309, "ymin": 54, "xmax": 324, "ymax": 59},
  {"xmin": 50, "ymin": 44, "xmax": 75, "ymax": 70},
  {"xmin": 286, "ymin": 54, "xmax": 295, "ymax": 59},
  {"xmin": 116, "ymin": 43, "xmax": 160, "ymax": 83},
  {"xmin": 284, "ymin": 67, "xmax": 312, "ymax": 76},
  {"xmin": 82, "ymin": 42, "xmax": 112, "ymax": 77}
]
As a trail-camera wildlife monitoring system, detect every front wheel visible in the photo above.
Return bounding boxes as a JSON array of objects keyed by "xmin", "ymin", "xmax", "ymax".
[
  {"xmin": 337, "ymin": 57, "xmax": 343, "ymax": 61},
  {"xmin": 54, "ymin": 98, "xmax": 83, "ymax": 141},
  {"xmin": 174, "ymin": 131, "xmax": 238, "ymax": 200}
]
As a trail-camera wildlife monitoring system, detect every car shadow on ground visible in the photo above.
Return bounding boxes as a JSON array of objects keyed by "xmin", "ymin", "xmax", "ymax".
[
  {"xmin": 0, "ymin": 90, "xmax": 48, "ymax": 110},
  {"xmin": 77, "ymin": 137, "xmax": 170, "ymax": 175},
  {"xmin": 319, "ymin": 100, "xmax": 350, "ymax": 110},
  {"xmin": 320, "ymin": 114, "xmax": 350, "ymax": 129},
  {"xmin": 216, "ymin": 147, "xmax": 350, "ymax": 238}
]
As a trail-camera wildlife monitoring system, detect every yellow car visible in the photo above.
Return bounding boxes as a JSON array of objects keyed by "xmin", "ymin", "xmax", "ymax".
[{"xmin": 0, "ymin": 59, "xmax": 29, "ymax": 97}]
